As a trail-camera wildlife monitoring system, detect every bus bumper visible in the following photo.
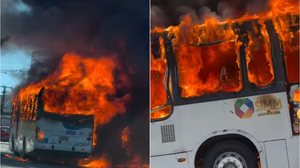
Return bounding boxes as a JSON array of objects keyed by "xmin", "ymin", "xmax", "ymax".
[{"xmin": 34, "ymin": 143, "xmax": 92, "ymax": 153}]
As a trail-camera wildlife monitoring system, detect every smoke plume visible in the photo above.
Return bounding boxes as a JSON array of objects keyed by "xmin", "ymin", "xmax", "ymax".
[
  {"xmin": 151, "ymin": 0, "xmax": 269, "ymax": 28},
  {"xmin": 1, "ymin": 0, "xmax": 149, "ymax": 165}
]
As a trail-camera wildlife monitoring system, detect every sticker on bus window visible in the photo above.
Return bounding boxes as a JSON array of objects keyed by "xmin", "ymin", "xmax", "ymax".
[
  {"xmin": 254, "ymin": 95, "xmax": 282, "ymax": 116},
  {"xmin": 234, "ymin": 98, "xmax": 254, "ymax": 119}
]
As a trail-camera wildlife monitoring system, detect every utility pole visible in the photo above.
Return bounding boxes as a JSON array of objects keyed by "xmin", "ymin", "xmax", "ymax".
[
  {"xmin": 1, "ymin": 36, "xmax": 10, "ymax": 47},
  {"xmin": 0, "ymin": 86, "xmax": 13, "ymax": 115},
  {"xmin": 0, "ymin": 86, "xmax": 7, "ymax": 115}
]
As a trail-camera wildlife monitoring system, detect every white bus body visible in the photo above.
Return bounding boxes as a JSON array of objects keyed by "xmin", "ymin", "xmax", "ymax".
[
  {"xmin": 151, "ymin": 17, "xmax": 299, "ymax": 168},
  {"xmin": 151, "ymin": 92, "xmax": 299, "ymax": 168},
  {"xmin": 9, "ymin": 88, "xmax": 94, "ymax": 158}
]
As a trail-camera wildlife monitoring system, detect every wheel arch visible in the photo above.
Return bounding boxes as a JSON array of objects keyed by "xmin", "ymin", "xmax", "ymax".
[{"xmin": 190, "ymin": 129, "xmax": 266, "ymax": 168}]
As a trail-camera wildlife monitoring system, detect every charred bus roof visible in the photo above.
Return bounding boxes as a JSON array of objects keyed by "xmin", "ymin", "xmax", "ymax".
[{"xmin": 151, "ymin": 14, "xmax": 299, "ymax": 59}]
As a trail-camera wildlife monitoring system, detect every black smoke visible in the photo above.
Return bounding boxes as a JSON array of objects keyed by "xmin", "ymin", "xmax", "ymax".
[
  {"xmin": 151, "ymin": 0, "xmax": 269, "ymax": 28},
  {"xmin": 2, "ymin": 0, "xmax": 149, "ymax": 165}
]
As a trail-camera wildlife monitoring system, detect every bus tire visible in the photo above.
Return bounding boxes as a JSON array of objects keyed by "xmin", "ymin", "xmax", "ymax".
[{"xmin": 203, "ymin": 140, "xmax": 258, "ymax": 168}]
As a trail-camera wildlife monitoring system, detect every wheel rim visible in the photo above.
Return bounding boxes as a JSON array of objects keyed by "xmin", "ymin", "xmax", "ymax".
[{"xmin": 213, "ymin": 152, "xmax": 247, "ymax": 168}]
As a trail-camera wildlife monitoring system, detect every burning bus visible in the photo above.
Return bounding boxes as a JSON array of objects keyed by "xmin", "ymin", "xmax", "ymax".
[
  {"xmin": 8, "ymin": 53, "xmax": 130, "ymax": 164},
  {"xmin": 150, "ymin": 10, "xmax": 299, "ymax": 168},
  {"xmin": 9, "ymin": 87, "xmax": 94, "ymax": 158}
]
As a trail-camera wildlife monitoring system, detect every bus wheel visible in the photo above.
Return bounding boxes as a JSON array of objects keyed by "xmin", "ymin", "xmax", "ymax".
[{"xmin": 203, "ymin": 140, "xmax": 258, "ymax": 168}]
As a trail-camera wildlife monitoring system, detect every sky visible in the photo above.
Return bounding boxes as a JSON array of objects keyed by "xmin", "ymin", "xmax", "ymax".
[
  {"xmin": 0, "ymin": 45, "xmax": 31, "ymax": 90},
  {"xmin": 1, "ymin": 0, "xmax": 32, "ymax": 91}
]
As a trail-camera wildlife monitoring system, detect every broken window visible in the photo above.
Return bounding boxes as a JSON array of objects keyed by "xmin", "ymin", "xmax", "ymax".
[
  {"xmin": 150, "ymin": 36, "xmax": 172, "ymax": 120},
  {"xmin": 151, "ymin": 54, "xmax": 167, "ymax": 109},
  {"xmin": 272, "ymin": 15, "xmax": 299, "ymax": 84},
  {"xmin": 175, "ymin": 41, "xmax": 243, "ymax": 98},
  {"xmin": 246, "ymin": 23, "xmax": 274, "ymax": 87},
  {"xmin": 283, "ymin": 30, "xmax": 299, "ymax": 83}
]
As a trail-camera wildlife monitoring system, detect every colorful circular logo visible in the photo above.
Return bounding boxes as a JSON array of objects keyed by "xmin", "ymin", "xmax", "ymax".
[{"xmin": 234, "ymin": 98, "xmax": 254, "ymax": 118}]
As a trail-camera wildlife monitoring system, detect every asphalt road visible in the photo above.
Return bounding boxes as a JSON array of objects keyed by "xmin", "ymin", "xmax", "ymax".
[{"xmin": 0, "ymin": 142, "xmax": 72, "ymax": 168}]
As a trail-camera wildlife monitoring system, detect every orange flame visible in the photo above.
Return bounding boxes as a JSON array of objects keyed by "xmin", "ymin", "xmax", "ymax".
[
  {"xmin": 16, "ymin": 53, "xmax": 130, "ymax": 147},
  {"xmin": 151, "ymin": 0, "xmax": 299, "ymax": 118},
  {"xmin": 150, "ymin": 35, "xmax": 168, "ymax": 109},
  {"xmin": 121, "ymin": 126, "xmax": 130, "ymax": 153},
  {"xmin": 171, "ymin": 17, "xmax": 243, "ymax": 98},
  {"xmin": 79, "ymin": 155, "xmax": 111, "ymax": 168},
  {"xmin": 36, "ymin": 129, "xmax": 44, "ymax": 142},
  {"xmin": 245, "ymin": 20, "xmax": 274, "ymax": 87}
]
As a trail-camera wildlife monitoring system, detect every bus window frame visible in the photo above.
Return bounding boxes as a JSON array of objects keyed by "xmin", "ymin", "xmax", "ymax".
[
  {"xmin": 170, "ymin": 20, "xmax": 286, "ymax": 107},
  {"xmin": 174, "ymin": 39, "xmax": 245, "ymax": 99},
  {"xmin": 150, "ymin": 69, "xmax": 174, "ymax": 122},
  {"xmin": 151, "ymin": 32, "xmax": 175, "ymax": 122}
]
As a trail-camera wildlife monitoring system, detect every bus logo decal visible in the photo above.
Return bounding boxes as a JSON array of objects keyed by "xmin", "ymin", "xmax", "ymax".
[
  {"xmin": 255, "ymin": 95, "xmax": 282, "ymax": 116},
  {"xmin": 234, "ymin": 98, "xmax": 254, "ymax": 119}
]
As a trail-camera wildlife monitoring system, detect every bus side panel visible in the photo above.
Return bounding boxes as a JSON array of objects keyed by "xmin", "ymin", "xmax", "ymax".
[
  {"xmin": 286, "ymin": 136, "xmax": 299, "ymax": 168},
  {"xmin": 264, "ymin": 140, "xmax": 289, "ymax": 168},
  {"xmin": 151, "ymin": 153, "xmax": 189, "ymax": 168},
  {"xmin": 151, "ymin": 92, "xmax": 291, "ymax": 156}
]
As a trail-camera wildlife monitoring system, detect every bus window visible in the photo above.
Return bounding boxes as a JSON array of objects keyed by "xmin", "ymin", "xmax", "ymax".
[
  {"xmin": 11, "ymin": 104, "xmax": 16, "ymax": 124},
  {"xmin": 151, "ymin": 56, "xmax": 167, "ymax": 108},
  {"xmin": 32, "ymin": 96, "xmax": 38, "ymax": 120},
  {"xmin": 283, "ymin": 30, "xmax": 299, "ymax": 83},
  {"xmin": 175, "ymin": 41, "xmax": 243, "ymax": 98},
  {"xmin": 20, "ymin": 101, "xmax": 25, "ymax": 120},
  {"xmin": 246, "ymin": 24, "xmax": 274, "ymax": 87},
  {"xmin": 21, "ymin": 98, "xmax": 29, "ymax": 121},
  {"xmin": 150, "ymin": 37, "xmax": 171, "ymax": 120},
  {"xmin": 29, "ymin": 96, "xmax": 34, "ymax": 120},
  {"xmin": 272, "ymin": 15, "xmax": 299, "ymax": 84},
  {"xmin": 25, "ymin": 99, "xmax": 30, "ymax": 121}
]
